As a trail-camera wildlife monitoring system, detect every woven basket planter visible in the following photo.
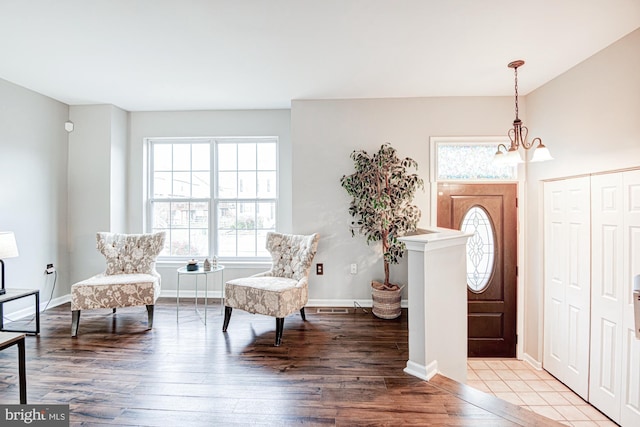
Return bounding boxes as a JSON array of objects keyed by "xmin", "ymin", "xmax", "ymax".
[{"xmin": 371, "ymin": 281, "xmax": 404, "ymax": 319}]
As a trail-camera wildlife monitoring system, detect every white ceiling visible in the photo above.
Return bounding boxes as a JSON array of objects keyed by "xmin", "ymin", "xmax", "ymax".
[{"xmin": 0, "ymin": 0, "xmax": 638, "ymax": 111}]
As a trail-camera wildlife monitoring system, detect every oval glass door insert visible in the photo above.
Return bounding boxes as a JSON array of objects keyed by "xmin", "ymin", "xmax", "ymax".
[{"xmin": 461, "ymin": 206, "xmax": 496, "ymax": 293}]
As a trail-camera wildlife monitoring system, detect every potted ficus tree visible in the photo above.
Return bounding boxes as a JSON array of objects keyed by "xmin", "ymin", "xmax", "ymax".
[{"xmin": 340, "ymin": 143, "xmax": 424, "ymax": 319}]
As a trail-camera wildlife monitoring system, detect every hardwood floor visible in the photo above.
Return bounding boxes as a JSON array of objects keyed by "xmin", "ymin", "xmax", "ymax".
[{"xmin": 0, "ymin": 298, "xmax": 562, "ymax": 426}]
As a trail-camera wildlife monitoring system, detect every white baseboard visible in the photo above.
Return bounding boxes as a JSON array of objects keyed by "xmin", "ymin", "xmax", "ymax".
[
  {"xmin": 160, "ymin": 290, "xmax": 223, "ymax": 299},
  {"xmin": 3, "ymin": 293, "xmax": 407, "ymax": 321},
  {"xmin": 307, "ymin": 299, "xmax": 408, "ymax": 308},
  {"xmin": 43, "ymin": 294, "xmax": 71, "ymax": 309},
  {"xmin": 158, "ymin": 295, "xmax": 409, "ymax": 309},
  {"xmin": 308, "ymin": 299, "xmax": 373, "ymax": 308},
  {"xmin": 522, "ymin": 352, "xmax": 543, "ymax": 370},
  {"xmin": 42, "ymin": 292, "xmax": 409, "ymax": 308},
  {"xmin": 2, "ymin": 293, "xmax": 70, "ymax": 322},
  {"xmin": 404, "ymin": 360, "xmax": 438, "ymax": 381}
]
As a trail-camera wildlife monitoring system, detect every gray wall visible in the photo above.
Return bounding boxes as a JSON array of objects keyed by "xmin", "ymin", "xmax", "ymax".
[
  {"xmin": 0, "ymin": 78, "xmax": 69, "ymax": 306},
  {"xmin": 67, "ymin": 104, "xmax": 129, "ymax": 285}
]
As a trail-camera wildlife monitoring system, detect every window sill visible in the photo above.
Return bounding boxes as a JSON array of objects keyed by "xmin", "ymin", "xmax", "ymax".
[{"xmin": 156, "ymin": 260, "xmax": 271, "ymax": 270}]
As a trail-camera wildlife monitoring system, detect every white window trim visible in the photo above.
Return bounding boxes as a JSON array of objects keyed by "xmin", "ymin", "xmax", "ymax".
[
  {"xmin": 156, "ymin": 259, "xmax": 272, "ymax": 270},
  {"xmin": 146, "ymin": 136, "xmax": 278, "ymax": 262}
]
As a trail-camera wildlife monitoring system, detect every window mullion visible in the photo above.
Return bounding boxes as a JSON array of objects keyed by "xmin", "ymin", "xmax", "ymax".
[
  {"xmin": 234, "ymin": 143, "xmax": 239, "ymax": 257},
  {"xmin": 252, "ymin": 149, "xmax": 259, "ymax": 257},
  {"xmin": 211, "ymin": 139, "xmax": 217, "ymax": 258}
]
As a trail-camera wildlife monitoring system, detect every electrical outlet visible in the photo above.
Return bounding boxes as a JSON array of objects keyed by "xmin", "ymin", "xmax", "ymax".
[
  {"xmin": 316, "ymin": 263, "xmax": 323, "ymax": 275},
  {"xmin": 350, "ymin": 263, "xmax": 357, "ymax": 274},
  {"xmin": 45, "ymin": 263, "xmax": 55, "ymax": 274}
]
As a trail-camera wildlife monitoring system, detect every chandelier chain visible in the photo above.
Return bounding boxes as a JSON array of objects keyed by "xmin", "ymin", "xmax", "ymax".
[{"xmin": 514, "ymin": 66, "xmax": 519, "ymax": 120}]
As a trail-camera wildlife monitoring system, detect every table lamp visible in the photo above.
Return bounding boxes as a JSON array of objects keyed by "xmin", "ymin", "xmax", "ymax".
[{"xmin": 0, "ymin": 231, "xmax": 19, "ymax": 295}]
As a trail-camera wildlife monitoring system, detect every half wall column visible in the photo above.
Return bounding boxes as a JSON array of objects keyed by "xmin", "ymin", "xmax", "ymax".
[{"xmin": 400, "ymin": 228, "xmax": 471, "ymax": 383}]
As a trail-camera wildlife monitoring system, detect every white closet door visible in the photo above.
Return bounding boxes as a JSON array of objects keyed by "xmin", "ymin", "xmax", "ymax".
[
  {"xmin": 544, "ymin": 180, "xmax": 567, "ymax": 379},
  {"xmin": 543, "ymin": 177, "xmax": 591, "ymax": 399},
  {"xmin": 591, "ymin": 170, "xmax": 640, "ymax": 426},
  {"xmin": 590, "ymin": 172, "xmax": 624, "ymax": 421},
  {"xmin": 621, "ymin": 170, "xmax": 640, "ymax": 426}
]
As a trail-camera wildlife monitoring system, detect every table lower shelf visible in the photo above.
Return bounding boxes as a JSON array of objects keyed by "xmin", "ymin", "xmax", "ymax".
[{"xmin": 0, "ymin": 289, "xmax": 40, "ymax": 335}]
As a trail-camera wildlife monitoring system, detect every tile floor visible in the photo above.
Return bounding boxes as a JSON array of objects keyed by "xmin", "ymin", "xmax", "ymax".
[{"xmin": 467, "ymin": 359, "xmax": 618, "ymax": 426}]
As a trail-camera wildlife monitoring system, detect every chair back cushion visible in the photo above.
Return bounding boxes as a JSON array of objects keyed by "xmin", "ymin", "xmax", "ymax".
[
  {"xmin": 97, "ymin": 232, "xmax": 166, "ymax": 275},
  {"xmin": 267, "ymin": 232, "xmax": 320, "ymax": 280}
]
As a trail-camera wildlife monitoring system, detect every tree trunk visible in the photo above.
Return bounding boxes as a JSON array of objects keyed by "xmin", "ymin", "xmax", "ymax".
[{"xmin": 384, "ymin": 260, "xmax": 390, "ymax": 287}]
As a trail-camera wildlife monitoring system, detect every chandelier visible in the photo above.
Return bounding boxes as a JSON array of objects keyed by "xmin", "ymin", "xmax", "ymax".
[{"xmin": 494, "ymin": 60, "xmax": 553, "ymax": 165}]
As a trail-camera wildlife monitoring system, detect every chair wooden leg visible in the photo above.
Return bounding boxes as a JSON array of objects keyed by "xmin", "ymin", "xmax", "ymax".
[
  {"xmin": 222, "ymin": 306, "xmax": 232, "ymax": 332},
  {"xmin": 300, "ymin": 307, "xmax": 306, "ymax": 321},
  {"xmin": 146, "ymin": 305, "xmax": 154, "ymax": 329},
  {"xmin": 71, "ymin": 310, "xmax": 80, "ymax": 337},
  {"xmin": 275, "ymin": 317, "xmax": 284, "ymax": 346}
]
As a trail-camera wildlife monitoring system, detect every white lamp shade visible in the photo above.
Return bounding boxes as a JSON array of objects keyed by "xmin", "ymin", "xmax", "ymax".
[
  {"xmin": 492, "ymin": 151, "xmax": 507, "ymax": 165},
  {"xmin": 531, "ymin": 145, "xmax": 554, "ymax": 162},
  {"xmin": 505, "ymin": 149, "xmax": 524, "ymax": 165},
  {"xmin": 0, "ymin": 232, "xmax": 19, "ymax": 259}
]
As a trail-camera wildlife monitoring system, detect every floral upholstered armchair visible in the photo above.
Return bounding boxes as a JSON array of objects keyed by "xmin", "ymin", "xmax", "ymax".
[
  {"xmin": 223, "ymin": 232, "xmax": 320, "ymax": 346},
  {"xmin": 70, "ymin": 232, "xmax": 165, "ymax": 336}
]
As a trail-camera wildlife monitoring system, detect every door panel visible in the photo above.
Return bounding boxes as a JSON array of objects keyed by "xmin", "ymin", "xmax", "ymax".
[
  {"xmin": 437, "ymin": 183, "xmax": 517, "ymax": 357},
  {"xmin": 545, "ymin": 184, "xmax": 568, "ymax": 377},
  {"xmin": 621, "ymin": 170, "xmax": 640, "ymax": 426},
  {"xmin": 544, "ymin": 177, "xmax": 590, "ymax": 400},
  {"xmin": 589, "ymin": 171, "xmax": 640, "ymax": 425},
  {"xmin": 590, "ymin": 172, "xmax": 623, "ymax": 417}
]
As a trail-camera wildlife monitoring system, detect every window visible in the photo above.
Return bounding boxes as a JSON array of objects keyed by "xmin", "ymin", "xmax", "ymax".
[
  {"xmin": 461, "ymin": 206, "xmax": 496, "ymax": 293},
  {"xmin": 216, "ymin": 140, "xmax": 277, "ymax": 258},
  {"xmin": 148, "ymin": 138, "xmax": 277, "ymax": 259},
  {"xmin": 431, "ymin": 137, "xmax": 518, "ymax": 181}
]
